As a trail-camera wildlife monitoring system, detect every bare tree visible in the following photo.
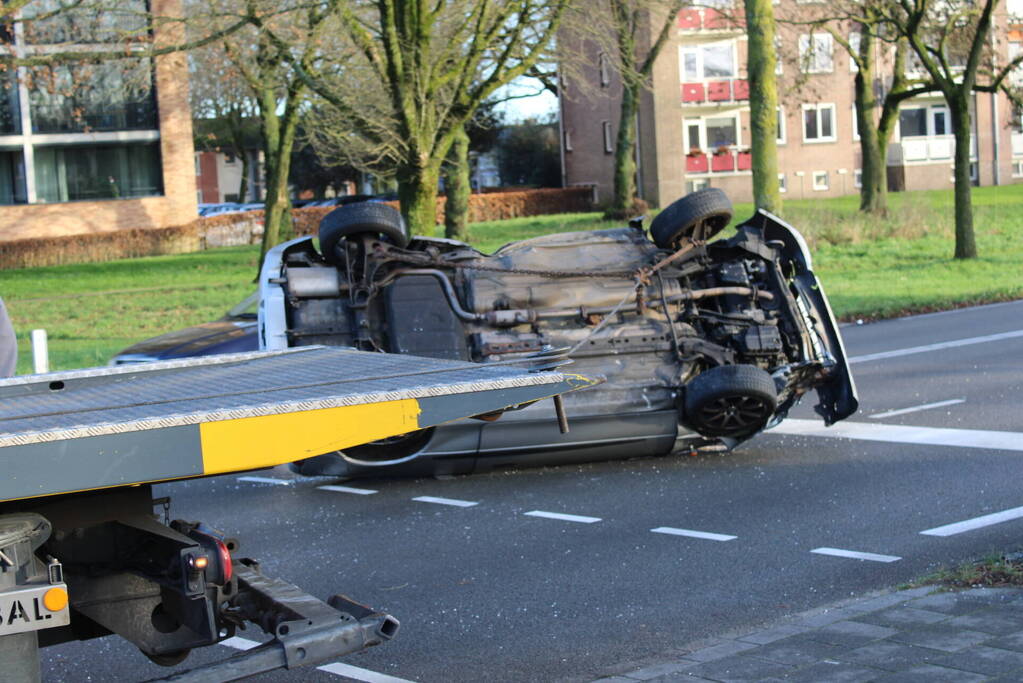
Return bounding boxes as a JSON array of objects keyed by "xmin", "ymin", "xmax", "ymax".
[{"xmin": 259, "ymin": 0, "xmax": 572, "ymax": 236}]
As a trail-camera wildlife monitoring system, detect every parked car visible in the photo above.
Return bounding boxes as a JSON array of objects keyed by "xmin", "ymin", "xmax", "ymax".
[{"xmin": 255, "ymin": 189, "xmax": 857, "ymax": 479}]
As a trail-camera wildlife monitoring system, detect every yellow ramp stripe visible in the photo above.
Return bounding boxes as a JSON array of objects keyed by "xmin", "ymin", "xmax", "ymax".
[{"xmin": 199, "ymin": 399, "xmax": 421, "ymax": 475}]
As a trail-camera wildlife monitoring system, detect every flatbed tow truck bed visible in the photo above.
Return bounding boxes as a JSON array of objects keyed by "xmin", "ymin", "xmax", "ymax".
[{"xmin": 0, "ymin": 347, "xmax": 593, "ymax": 682}]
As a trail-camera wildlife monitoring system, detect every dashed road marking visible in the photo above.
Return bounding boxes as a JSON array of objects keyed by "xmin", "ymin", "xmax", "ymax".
[
  {"xmin": 870, "ymin": 399, "xmax": 965, "ymax": 419},
  {"xmin": 848, "ymin": 329, "xmax": 1023, "ymax": 364},
  {"xmin": 651, "ymin": 527, "xmax": 737, "ymax": 542},
  {"xmin": 523, "ymin": 510, "xmax": 601, "ymax": 524},
  {"xmin": 811, "ymin": 547, "xmax": 901, "ymax": 563},
  {"xmin": 221, "ymin": 635, "xmax": 415, "ymax": 682},
  {"xmin": 237, "ymin": 476, "xmax": 292, "ymax": 486},
  {"xmin": 412, "ymin": 496, "xmax": 478, "ymax": 507},
  {"xmin": 318, "ymin": 484, "xmax": 378, "ymax": 495},
  {"xmin": 771, "ymin": 419, "xmax": 1023, "ymax": 453},
  {"xmin": 318, "ymin": 662, "xmax": 417, "ymax": 682},
  {"xmin": 920, "ymin": 505, "xmax": 1023, "ymax": 537}
]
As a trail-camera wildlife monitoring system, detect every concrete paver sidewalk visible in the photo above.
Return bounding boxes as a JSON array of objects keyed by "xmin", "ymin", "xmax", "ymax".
[{"xmin": 596, "ymin": 586, "xmax": 1023, "ymax": 682}]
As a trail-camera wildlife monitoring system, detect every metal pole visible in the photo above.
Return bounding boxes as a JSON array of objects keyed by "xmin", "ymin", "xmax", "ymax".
[{"xmin": 30, "ymin": 330, "xmax": 48, "ymax": 374}]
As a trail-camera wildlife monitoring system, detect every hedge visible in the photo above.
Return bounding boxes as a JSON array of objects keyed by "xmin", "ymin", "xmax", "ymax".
[{"xmin": 0, "ymin": 186, "xmax": 594, "ymax": 270}]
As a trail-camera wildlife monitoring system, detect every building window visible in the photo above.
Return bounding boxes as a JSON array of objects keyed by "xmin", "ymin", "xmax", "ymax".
[
  {"xmin": 854, "ymin": 169, "xmax": 863, "ymax": 187},
  {"xmin": 812, "ymin": 170, "xmax": 829, "ymax": 190},
  {"xmin": 1012, "ymin": 160, "xmax": 1023, "ymax": 177},
  {"xmin": 1, "ymin": 72, "xmax": 20, "ymax": 135},
  {"xmin": 602, "ymin": 121, "xmax": 613, "ymax": 153},
  {"xmin": 21, "ymin": 0, "xmax": 149, "ymax": 44},
  {"xmin": 679, "ymin": 41, "xmax": 736, "ymax": 80},
  {"xmin": 849, "ymin": 32, "xmax": 861, "ymax": 73},
  {"xmin": 0, "ymin": 151, "xmax": 28, "ymax": 205},
  {"xmin": 798, "ymin": 33, "xmax": 833, "ymax": 74},
  {"xmin": 685, "ymin": 114, "xmax": 740, "ymax": 151},
  {"xmin": 563, "ymin": 130, "xmax": 573, "ymax": 152},
  {"xmin": 777, "ymin": 107, "xmax": 786, "ymax": 144},
  {"xmin": 33, "ymin": 143, "xmax": 163, "ymax": 203},
  {"xmin": 802, "ymin": 103, "xmax": 836, "ymax": 142},
  {"xmin": 686, "ymin": 179, "xmax": 710, "ymax": 193},
  {"xmin": 899, "ymin": 104, "xmax": 950, "ymax": 137},
  {"xmin": 27, "ymin": 60, "xmax": 157, "ymax": 134},
  {"xmin": 852, "ymin": 105, "xmax": 860, "ymax": 140},
  {"xmin": 599, "ymin": 53, "xmax": 611, "ymax": 87},
  {"xmin": 778, "ymin": 173, "xmax": 787, "ymax": 193}
]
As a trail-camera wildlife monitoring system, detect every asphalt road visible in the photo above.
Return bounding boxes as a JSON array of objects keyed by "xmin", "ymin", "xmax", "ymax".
[{"xmin": 41, "ymin": 300, "xmax": 1023, "ymax": 682}]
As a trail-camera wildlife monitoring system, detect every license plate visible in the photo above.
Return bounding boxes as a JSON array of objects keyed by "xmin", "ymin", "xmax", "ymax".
[{"xmin": 0, "ymin": 582, "xmax": 70, "ymax": 636}]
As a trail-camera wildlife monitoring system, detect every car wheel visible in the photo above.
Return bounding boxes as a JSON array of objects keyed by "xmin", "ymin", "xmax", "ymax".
[
  {"xmin": 319, "ymin": 202, "xmax": 409, "ymax": 264},
  {"xmin": 649, "ymin": 188, "xmax": 733, "ymax": 248},
  {"xmin": 683, "ymin": 364, "xmax": 777, "ymax": 437}
]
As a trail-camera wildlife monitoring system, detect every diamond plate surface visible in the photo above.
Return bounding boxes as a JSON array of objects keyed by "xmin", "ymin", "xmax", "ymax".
[{"xmin": 0, "ymin": 347, "xmax": 576, "ymax": 447}]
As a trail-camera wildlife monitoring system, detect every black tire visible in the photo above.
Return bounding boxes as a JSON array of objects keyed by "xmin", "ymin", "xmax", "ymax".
[
  {"xmin": 319, "ymin": 202, "xmax": 409, "ymax": 263},
  {"xmin": 649, "ymin": 188, "xmax": 733, "ymax": 248},
  {"xmin": 683, "ymin": 364, "xmax": 777, "ymax": 438}
]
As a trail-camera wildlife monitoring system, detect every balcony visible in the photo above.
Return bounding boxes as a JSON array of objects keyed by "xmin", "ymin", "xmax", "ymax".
[
  {"xmin": 685, "ymin": 148, "xmax": 751, "ymax": 175},
  {"xmin": 681, "ymin": 80, "xmax": 749, "ymax": 105},
  {"xmin": 676, "ymin": 8, "xmax": 743, "ymax": 32},
  {"xmin": 888, "ymin": 135, "xmax": 975, "ymax": 164}
]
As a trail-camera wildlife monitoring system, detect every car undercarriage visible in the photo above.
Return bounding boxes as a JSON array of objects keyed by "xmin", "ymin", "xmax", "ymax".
[{"xmin": 258, "ymin": 189, "xmax": 857, "ymax": 479}]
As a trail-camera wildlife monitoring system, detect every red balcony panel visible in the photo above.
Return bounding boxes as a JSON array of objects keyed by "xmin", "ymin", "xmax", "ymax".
[
  {"xmin": 732, "ymin": 79, "xmax": 750, "ymax": 100},
  {"xmin": 686, "ymin": 153, "xmax": 709, "ymax": 173},
  {"xmin": 682, "ymin": 83, "xmax": 705, "ymax": 103},
  {"xmin": 711, "ymin": 152, "xmax": 735, "ymax": 172},
  {"xmin": 677, "ymin": 9, "xmax": 701, "ymax": 29},
  {"xmin": 737, "ymin": 152, "xmax": 752, "ymax": 171},
  {"xmin": 707, "ymin": 81, "xmax": 731, "ymax": 101},
  {"xmin": 703, "ymin": 9, "xmax": 728, "ymax": 29}
]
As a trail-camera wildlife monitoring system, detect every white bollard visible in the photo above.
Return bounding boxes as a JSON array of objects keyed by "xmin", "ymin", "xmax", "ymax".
[{"xmin": 30, "ymin": 329, "xmax": 49, "ymax": 374}]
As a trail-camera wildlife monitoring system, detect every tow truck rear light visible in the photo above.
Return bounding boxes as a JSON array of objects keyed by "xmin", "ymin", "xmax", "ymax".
[{"xmin": 184, "ymin": 524, "xmax": 234, "ymax": 585}]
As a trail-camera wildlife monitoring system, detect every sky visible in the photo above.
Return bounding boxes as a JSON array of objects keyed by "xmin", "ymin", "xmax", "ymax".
[{"xmin": 493, "ymin": 76, "xmax": 558, "ymax": 123}]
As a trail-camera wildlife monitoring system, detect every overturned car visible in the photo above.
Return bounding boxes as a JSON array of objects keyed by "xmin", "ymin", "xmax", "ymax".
[{"xmin": 257, "ymin": 189, "xmax": 857, "ymax": 479}]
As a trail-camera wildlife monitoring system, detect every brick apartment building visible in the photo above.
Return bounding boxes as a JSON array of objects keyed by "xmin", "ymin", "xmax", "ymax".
[
  {"xmin": 560, "ymin": 1, "xmax": 1023, "ymax": 207},
  {"xmin": 0, "ymin": 0, "xmax": 196, "ymax": 242}
]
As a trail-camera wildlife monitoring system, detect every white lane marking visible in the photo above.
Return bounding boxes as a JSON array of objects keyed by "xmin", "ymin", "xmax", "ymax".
[
  {"xmin": 771, "ymin": 419, "xmax": 1023, "ymax": 453},
  {"xmin": 222, "ymin": 635, "xmax": 415, "ymax": 682},
  {"xmin": 318, "ymin": 661, "xmax": 417, "ymax": 683},
  {"xmin": 412, "ymin": 496, "xmax": 478, "ymax": 507},
  {"xmin": 869, "ymin": 399, "xmax": 966, "ymax": 419},
  {"xmin": 921, "ymin": 505, "xmax": 1023, "ymax": 537},
  {"xmin": 237, "ymin": 476, "xmax": 292, "ymax": 486},
  {"xmin": 849, "ymin": 329, "xmax": 1023, "ymax": 364},
  {"xmin": 221, "ymin": 635, "xmax": 260, "ymax": 650},
  {"xmin": 651, "ymin": 527, "xmax": 736, "ymax": 542},
  {"xmin": 811, "ymin": 547, "xmax": 901, "ymax": 563},
  {"xmin": 523, "ymin": 510, "xmax": 601, "ymax": 524},
  {"xmin": 318, "ymin": 484, "xmax": 378, "ymax": 495}
]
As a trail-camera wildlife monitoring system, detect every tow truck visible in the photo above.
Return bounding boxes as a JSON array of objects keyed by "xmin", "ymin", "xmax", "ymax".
[{"xmin": 0, "ymin": 346, "xmax": 593, "ymax": 682}]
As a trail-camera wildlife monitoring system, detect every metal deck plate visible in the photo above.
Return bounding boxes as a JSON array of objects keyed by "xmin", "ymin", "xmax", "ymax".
[{"xmin": 0, "ymin": 348, "xmax": 594, "ymax": 503}]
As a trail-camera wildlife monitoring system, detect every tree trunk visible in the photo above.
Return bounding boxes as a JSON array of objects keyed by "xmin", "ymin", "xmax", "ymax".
[
  {"xmin": 238, "ymin": 151, "xmax": 251, "ymax": 203},
  {"xmin": 744, "ymin": 0, "xmax": 781, "ymax": 213},
  {"xmin": 854, "ymin": 31, "xmax": 886, "ymax": 214},
  {"xmin": 398, "ymin": 162, "xmax": 441, "ymax": 236},
  {"xmin": 949, "ymin": 96, "xmax": 977, "ymax": 259},
  {"xmin": 608, "ymin": 81, "xmax": 639, "ymax": 216},
  {"xmin": 258, "ymin": 94, "xmax": 300, "ymax": 265},
  {"xmin": 443, "ymin": 126, "xmax": 471, "ymax": 240}
]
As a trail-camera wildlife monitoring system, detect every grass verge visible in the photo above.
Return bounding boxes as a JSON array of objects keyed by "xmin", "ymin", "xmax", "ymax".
[
  {"xmin": 902, "ymin": 553, "xmax": 1023, "ymax": 591},
  {"xmin": 3, "ymin": 185, "xmax": 1022, "ymax": 372}
]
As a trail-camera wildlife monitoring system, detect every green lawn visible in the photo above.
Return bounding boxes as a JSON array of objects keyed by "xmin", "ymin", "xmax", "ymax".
[{"xmin": 4, "ymin": 185, "xmax": 1022, "ymax": 373}]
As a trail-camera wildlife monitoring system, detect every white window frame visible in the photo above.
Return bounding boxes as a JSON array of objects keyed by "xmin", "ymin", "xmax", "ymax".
[
  {"xmin": 812, "ymin": 170, "xmax": 829, "ymax": 190},
  {"xmin": 679, "ymin": 40, "xmax": 737, "ymax": 81},
  {"xmin": 686, "ymin": 179, "xmax": 710, "ymax": 193},
  {"xmin": 854, "ymin": 168, "xmax": 863, "ymax": 187},
  {"xmin": 897, "ymin": 103, "xmax": 952, "ymax": 138},
  {"xmin": 852, "ymin": 105, "xmax": 860, "ymax": 141},
  {"xmin": 798, "ymin": 33, "xmax": 834, "ymax": 74},
  {"xmin": 602, "ymin": 121, "xmax": 613, "ymax": 153},
  {"xmin": 1012, "ymin": 159, "xmax": 1023, "ymax": 178},
  {"xmin": 684, "ymin": 112, "xmax": 742, "ymax": 152},
  {"xmin": 599, "ymin": 52, "xmax": 611, "ymax": 88},
  {"xmin": 778, "ymin": 173, "xmax": 787, "ymax": 193},
  {"xmin": 802, "ymin": 103, "xmax": 837, "ymax": 143},
  {"xmin": 849, "ymin": 32, "xmax": 861, "ymax": 73},
  {"xmin": 776, "ymin": 107, "xmax": 787, "ymax": 145}
]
